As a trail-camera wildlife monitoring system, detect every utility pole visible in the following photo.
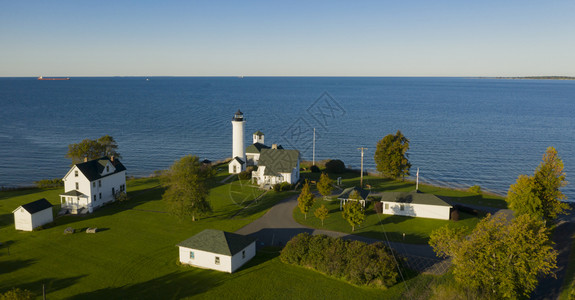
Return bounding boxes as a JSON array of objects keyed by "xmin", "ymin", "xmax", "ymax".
[
  {"xmin": 312, "ymin": 128, "xmax": 316, "ymax": 166},
  {"xmin": 357, "ymin": 147, "xmax": 367, "ymax": 187}
]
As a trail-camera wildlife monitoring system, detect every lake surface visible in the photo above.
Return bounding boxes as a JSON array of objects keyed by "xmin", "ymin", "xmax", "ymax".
[{"xmin": 1, "ymin": 77, "xmax": 573, "ymax": 199}]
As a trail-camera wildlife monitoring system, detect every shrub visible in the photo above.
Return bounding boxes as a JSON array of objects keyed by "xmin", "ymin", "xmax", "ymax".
[
  {"xmin": 450, "ymin": 209, "xmax": 460, "ymax": 221},
  {"xmin": 238, "ymin": 170, "xmax": 251, "ymax": 180},
  {"xmin": 34, "ymin": 178, "xmax": 63, "ymax": 188},
  {"xmin": 310, "ymin": 165, "xmax": 321, "ymax": 173},
  {"xmin": 374, "ymin": 202, "xmax": 383, "ymax": 214},
  {"xmin": 280, "ymin": 181, "xmax": 292, "ymax": 191},
  {"xmin": 280, "ymin": 233, "xmax": 399, "ymax": 288},
  {"xmin": 468, "ymin": 185, "xmax": 482, "ymax": 194},
  {"xmin": 0, "ymin": 288, "xmax": 34, "ymax": 300},
  {"xmin": 272, "ymin": 183, "xmax": 281, "ymax": 192},
  {"xmin": 325, "ymin": 159, "xmax": 346, "ymax": 174},
  {"xmin": 114, "ymin": 191, "xmax": 129, "ymax": 202}
]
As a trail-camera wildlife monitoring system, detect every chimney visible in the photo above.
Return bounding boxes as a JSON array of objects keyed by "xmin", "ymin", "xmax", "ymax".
[
  {"xmin": 84, "ymin": 157, "xmax": 88, "ymax": 162},
  {"xmin": 111, "ymin": 155, "xmax": 114, "ymax": 162},
  {"xmin": 272, "ymin": 144, "xmax": 278, "ymax": 149}
]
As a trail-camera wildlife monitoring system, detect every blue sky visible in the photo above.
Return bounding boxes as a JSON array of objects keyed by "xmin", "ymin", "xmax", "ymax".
[{"xmin": 1, "ymin": 1, "xmax": 574, "ymax": 76}]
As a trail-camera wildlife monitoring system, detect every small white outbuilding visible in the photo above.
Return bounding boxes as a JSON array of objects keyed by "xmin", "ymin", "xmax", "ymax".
[
  {"xmin": 12, "ymin": 198, "xmax": 54, "ymax": 231},
  {"xmin": 379, "ymin": 190, "xmax": 452, "ymax": 220},
  {"xmin": 177, "ymin": 229, "xmax": 257, "ymax": 273}
]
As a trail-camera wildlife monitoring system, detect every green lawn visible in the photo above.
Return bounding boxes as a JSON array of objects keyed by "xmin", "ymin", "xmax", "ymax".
[{"xmin": 296, "ymin": 171, "xmax": 499, "ymax": 244}]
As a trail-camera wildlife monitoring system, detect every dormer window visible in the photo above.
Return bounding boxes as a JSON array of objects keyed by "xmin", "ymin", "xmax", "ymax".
[
  {"xmin": 106, "ymin": 166, "xmax": 109, "ymax": 173},
  {"xmin": 75, "ymin": 170, "xmax": 78, "ymax": 177}
]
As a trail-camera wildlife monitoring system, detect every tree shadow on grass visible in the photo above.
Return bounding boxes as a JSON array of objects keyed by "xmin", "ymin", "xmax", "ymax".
[
  {"xmin": 1, "ymin": 275, "xmax": 87, "ymax": 297},
  {"xmin": 68, "ymin": 271, "xmax": 222, "ymax": 300},
  {"xmin": 0, "ymin": 213, "xmax": 14, "ymax": 228},
  {"xmin": 0, "ymin": 258, "xmax": 36, "ymax": 274}
]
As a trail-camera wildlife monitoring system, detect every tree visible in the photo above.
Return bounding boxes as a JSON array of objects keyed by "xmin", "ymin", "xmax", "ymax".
[
  {"xmin": 429, "ymin": 214, "xmax": 557, "ymax": 299},
  {"xmin": 297, "ymin": 180, "xmax": 315, "ymax": 219},
  {"xmin": 66, "ymin": 135, "xmax": 121, "ymax": 163},
  {"xmin": 374, "ymin": 130, "xmax": 411, "ymax": 179},
  {"xmin": 0, "ymin": 288, "xmax": 34, "ymax": 300},
  {"xmin": 314, "ymin": 204, "xmax": 329, "ymax": 226},
  {"xmin": 317, "ymin": 173, "xmax": 334, "ymax": 199},
  {"xmin": 162, "ymin": 155, "xmax": 215, "ymax": 221},
  {"xmin": 342, "ymin": 198, "xmax": 365, "ymax": 232},
  {"xmin": 325, "ymin": 159, "xmax": 346, "ymax": 174},
  {"xmin": 507, "ymin": 147, "xmax": 569, "ymax": 223}
]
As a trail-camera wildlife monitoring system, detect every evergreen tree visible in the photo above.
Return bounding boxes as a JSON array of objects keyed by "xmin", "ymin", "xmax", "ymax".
[
  {"xmin": 374, "ymin": 130, "xmax": 411, "ymax": 179},
  {"xmin": 297, "ymin": 180, "xmax": 315, "ymax": 219},
  {"xmin": 162, "ymin": 155, "xmax": 214, "ymax": 221},
  {"xmin": 342, "ymin": 198, "xmax": 365, "ymax": 232},
  {"xmin": 429, "ymin": 214, "xmax": 557, "ymax": 299},
  {"xmin": 317, "ymin": 173, "xmax": 334, "ymax": 199},
  {"xmin": 507, "ymin": 147, "xmax": 569, "ymax": 223},
  {"xmin": 314, "ymin": 204, "xmax": 329, "ymax": 226}
]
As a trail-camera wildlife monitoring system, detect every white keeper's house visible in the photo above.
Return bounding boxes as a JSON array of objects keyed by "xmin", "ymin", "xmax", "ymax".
[
  {"xmin": 378, "ymin": 190, "xmax": 452, "ymax": 220},
  {"xmin": 177, "ymin": 229, "xmax": 257, "ymax": 273},
  {"xmin": 251, "ymin": 146, "xmax": 300, "ymax": 186},
  {"xmin": 12, "ymin": 198, "xmax": 54, "ymax": 231},
  {"xmin": 60, "ymin": 156, "xmax": 126, "ymax": 214}
]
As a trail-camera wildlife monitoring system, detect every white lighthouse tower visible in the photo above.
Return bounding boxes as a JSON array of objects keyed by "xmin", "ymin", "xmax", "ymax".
[{"xmin": 228, "ymin": 109, "xmax": 246, "ymax": 174}]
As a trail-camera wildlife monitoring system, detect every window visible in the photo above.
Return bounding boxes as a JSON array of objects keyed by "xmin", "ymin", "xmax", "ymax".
[
  {"xmin": 400, "ymin": 204, "xmax": 404, "ymax": 211},
  {"xmin": 98, "ymin": 180, "xmax": 101, "ymax": 187},
  {"xmin": 106, "ymin": 166, "xmax": 109, "ymax": 172},
  {"xmin": 93, "ymin": 182, "xmax": 96, "ymax": 187},
  {"xmin": 215, "ymin": 257, "xmax": 220, "ymax": 265},
  {"xmin": 242, "ymin": 250, "xmax": 246, "ymax": 259},
  {"xmin": 99, "ymin": 193, "xmax": 102, "ymax": 199},
  {"xmin": 94, "ymin": 195, "xmax": 97, "ymax": 202},
  {"xmin": 190, "ymin": 251, "xmax": 195, "ymax": 259},
  {"xmin": 75, "ymin": 182, "xmax": 79, "ymax": 190},
  {"xmin": 112, "ymin": 187, "xmax": 115, "ymax": 195},
  {"xmin": 384, "ymin": 203, "xmax": 389, "ymax": 210},
  {"xmin": 75, "ymin": 170, "xmax": 78, "ymax": 177}
]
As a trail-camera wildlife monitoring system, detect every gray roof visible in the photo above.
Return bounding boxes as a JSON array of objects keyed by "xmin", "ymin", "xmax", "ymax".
[
  {"xmin": 253, "ymin": 131, "xmax": 264, "ymax": 136},
  {"xmin": 60, "ymin": 190, "xmax": 88, "ymax": 197},
  {"xmin": 245, "ymin": 143, "xmax": 270, "ymax": 154},
  {"xmin": 75, "ymin": 157, "xmax": 126, "ymax": 182},
  {"xmin": 337, "ymin": 187, "xmax": 371, "ymax": 200},
  {"xmin": 18, "ymin": 198, "xmax": 53, "ymax": 214},
  {"xmin": 177, "ymin": 229, "xmax": 256, "ymax": 256},
  {"xmin": 379, "ymin": 190, "xmax": 452, "ymax": 207},
  {"xmin": 231, "ymin": 156, "xmax": 245, "ymax": 164},
  {"xmin": 258, "ymin": 148, "xmax": 300, "ymax": 176}
]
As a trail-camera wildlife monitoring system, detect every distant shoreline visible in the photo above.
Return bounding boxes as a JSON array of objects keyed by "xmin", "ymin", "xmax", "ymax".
[{"xmin": 483, "ymin": 76, "xmax": 575, "ymax": 80}]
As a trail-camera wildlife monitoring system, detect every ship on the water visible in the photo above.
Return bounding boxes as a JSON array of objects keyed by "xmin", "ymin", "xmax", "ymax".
[{"xmin": 38, "ymin": 76, "xmax": 70, "ymax": 80}]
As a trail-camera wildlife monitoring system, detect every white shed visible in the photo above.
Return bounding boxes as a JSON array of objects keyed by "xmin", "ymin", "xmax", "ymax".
[
  {"xmin": 12, "ymin": 198, "xmax": 54, "ymax": 231},
  {"xmin": 177, "ymin": 229, "xmax": 257, "ymax": 273},
  {"xmin": 379, "ymin": 190, "xmax": 452, "ymax": 220}
]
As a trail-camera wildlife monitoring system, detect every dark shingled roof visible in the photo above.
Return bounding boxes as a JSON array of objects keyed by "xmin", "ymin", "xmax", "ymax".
[
  {"xmin": 379, "ymin": 190, "xmax": 452, "ymax": 207},
  {"xmin": 258, "ymin": 149, "xmax": 300, "ymax": 176},
  {"xmin": 231, "ymin": 156, "xmax": 245, "ymax": 165},
  {"xmin": 75, "ymin": 157, "xmax": 126, "ymax": 182},
  {"xmin": 337, "ymin": 187, "xmax": 371, "ymax": 200},
  {"xmin": 61, "ymin": 190, "xmax": 87, "ymax": 197},
  {"xmin": 177, "ymin": 229, "xmax": 256, "ymax": 256},
  {"xmin": 20, "ymin": 198, "xmax": 53, "ymax": 214},
  {"xmin": 253, "ymin": 130, "xmax": 264, "ymax": 136},
  {"xmin": 245, "ymin": 142, "xmax": 270, "ymax": 154}
]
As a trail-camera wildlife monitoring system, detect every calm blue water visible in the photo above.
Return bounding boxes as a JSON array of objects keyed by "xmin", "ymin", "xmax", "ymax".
[{"xmin": 0, "ymin": 77, "xmax": 573, "ymax": 199}]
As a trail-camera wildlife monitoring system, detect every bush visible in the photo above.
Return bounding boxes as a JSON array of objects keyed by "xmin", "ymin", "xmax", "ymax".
[
  {"xmin": 280, "ymin": 233, "xmax": 399, "ymax": 288},
  {"xmin": 272, "ymin": 183, "xmax": 281, "ymax": 192},
  {"xmin": 280, "ymin": 181, "xmax": 292, "ymax": 191},
  {"xmin": 34, "ymin": 178, "xmax": 63, "ymax": 188},
  {"xmin": 114, "ymin": 191, "xmax": 129, "ymax": 202},
  {"xmin": 468, "ymin": 185, "xmax": 482, "ymax": 194},
  {"xmin": 310, "ymin": 165, "xmax": 321, "ymax": 173},
  {"xmin": 0, "ymin": 288, "xmax": 34, "ymax": 300},
  {"xmin": 325, "ymin": 159, "xmax": 346, "ymax": 174},
  {"xmin": 374, "ymin": 202, "xmax": 383, "ymax": 214}
]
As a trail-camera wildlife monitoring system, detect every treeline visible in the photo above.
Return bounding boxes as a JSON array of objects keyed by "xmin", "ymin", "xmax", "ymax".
[{"xmin": 280, "ymin": 233, "xmax": 400, "ymax": 288}]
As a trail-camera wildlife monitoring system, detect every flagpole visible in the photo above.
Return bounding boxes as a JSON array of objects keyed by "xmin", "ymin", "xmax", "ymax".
[
  {"xmin": 313, "ymin": 128, "xmax": 316, "ymax": 166},
  {"xmin": 416, "ymin": 168, "xmax": 419, "ymax": 191}
]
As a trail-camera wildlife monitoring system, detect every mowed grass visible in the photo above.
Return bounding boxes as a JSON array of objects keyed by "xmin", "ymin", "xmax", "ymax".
[
  {"xmin": 0, "ymin": 174, "xmax": 409, "ymax": 299},
  {"xmin": 296, "ymin": 171, "xmax": 498, "ymax": 244}
]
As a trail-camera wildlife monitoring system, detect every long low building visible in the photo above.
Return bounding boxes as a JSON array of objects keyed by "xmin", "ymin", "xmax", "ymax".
[{"xmin": 378, "ymin": 190, "xmax": 452, "ymax": 220}]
